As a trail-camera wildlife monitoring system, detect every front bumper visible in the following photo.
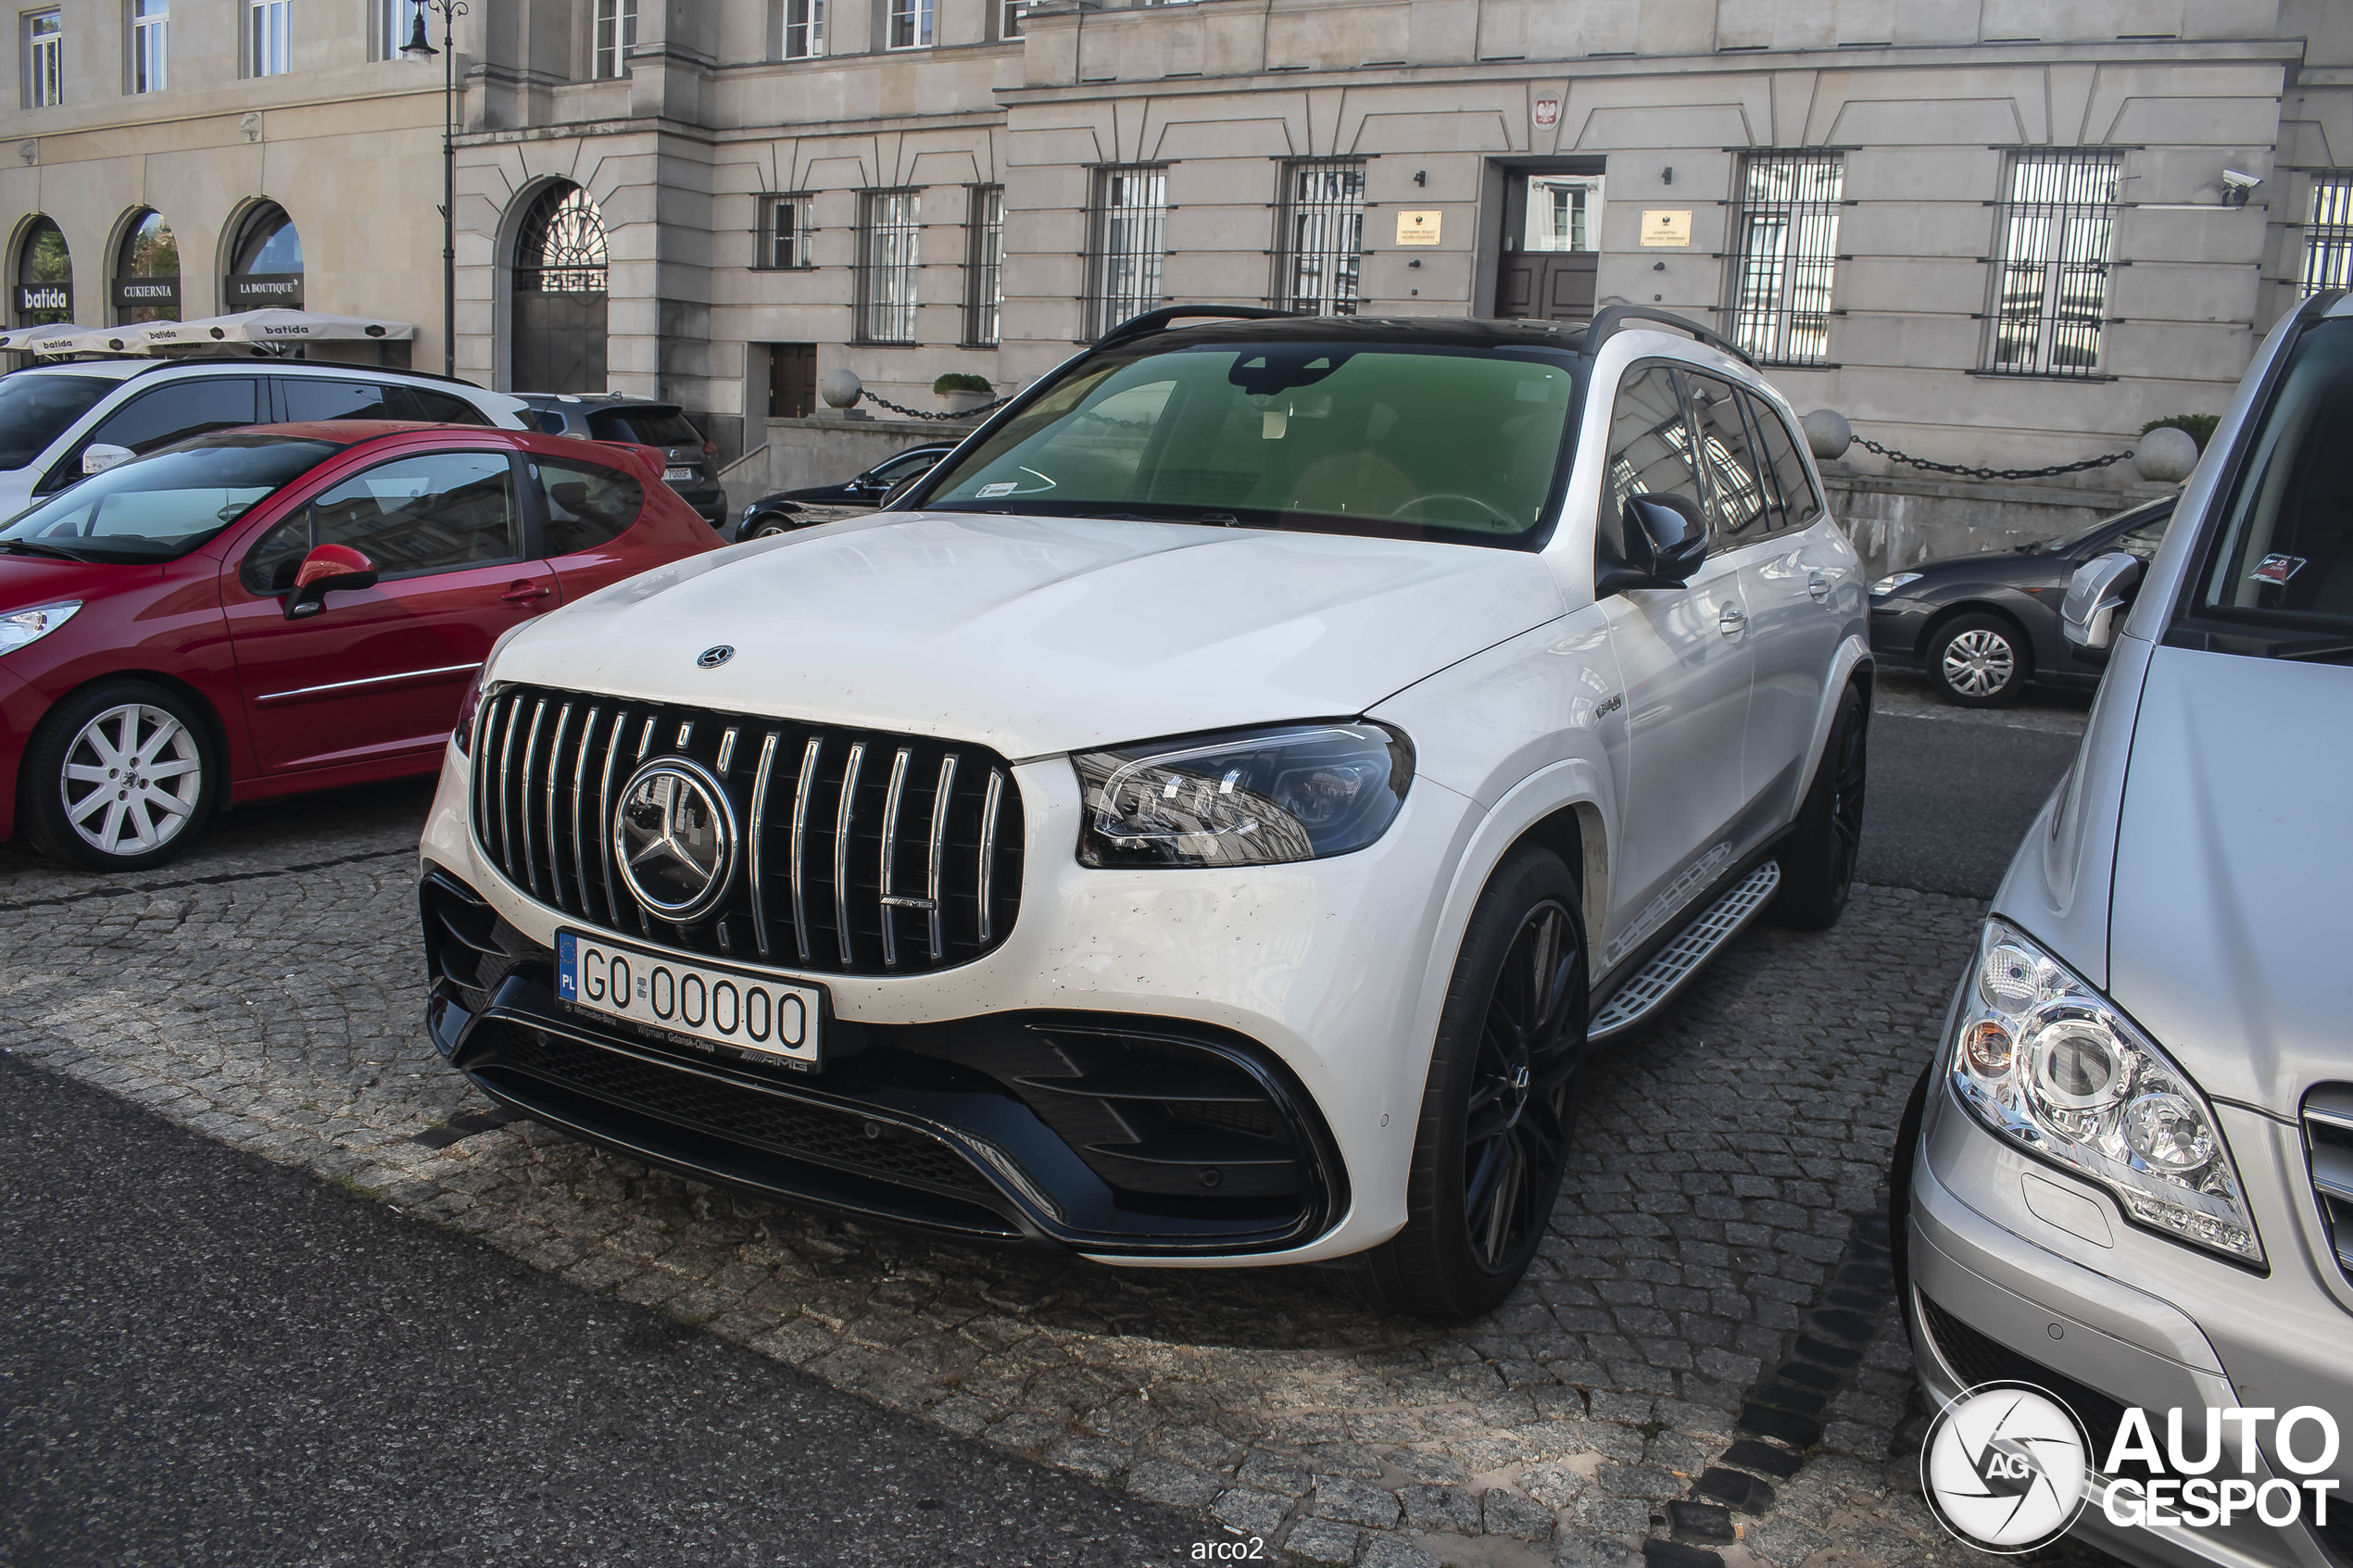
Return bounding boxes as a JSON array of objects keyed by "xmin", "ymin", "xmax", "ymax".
[
  {"xmin": 1908, "ymin": 986, "xmax": 2353, "ymax": 1568},
  {"xmin": 417, "ymin": 732, "xmax": 1478, "ymax": 1265},
  {"xmin": 1868, "ymin": 598, "xmax": 1930, "ymax": 668}
]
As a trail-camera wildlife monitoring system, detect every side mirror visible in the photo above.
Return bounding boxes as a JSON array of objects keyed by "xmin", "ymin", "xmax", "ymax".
[
  {"xmin": 1598, "ymin": 494, "xmax": 1709, "ymax": 595},
  {"xmin": 2062, "ymin": 550, "xmax": 2143, "ymax": 653},
  {"xmin": 82, "ymin": 444, "xmax": 134, "ymax": 476},
  {"xmin": 283, "ymin": 544, "xmax": 379, "ymax": 621}
]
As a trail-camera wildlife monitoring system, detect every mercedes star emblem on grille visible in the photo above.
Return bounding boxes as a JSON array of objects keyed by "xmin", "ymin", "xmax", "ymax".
[
  {"xmin": 612, "ymin": 759, "xmax": 738, "ymax": 921},
  {"xmin": 698, "ymin": 645, "xmax": 735, "ymax": 668}
]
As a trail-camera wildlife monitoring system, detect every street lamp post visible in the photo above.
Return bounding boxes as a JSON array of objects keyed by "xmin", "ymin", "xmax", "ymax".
[{"xmin": 400, "ymin": 0, "xmax": 467, "ymax": 377}]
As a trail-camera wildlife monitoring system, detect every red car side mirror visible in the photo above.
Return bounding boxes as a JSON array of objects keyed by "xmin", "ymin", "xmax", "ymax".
[{"xmin": 284, "ymin": 544, "xmax": 380, "ymax": 621}]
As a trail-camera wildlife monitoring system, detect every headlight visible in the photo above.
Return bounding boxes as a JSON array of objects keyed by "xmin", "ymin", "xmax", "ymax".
[
  {"xmin": 1073, "ymin": 721, "xmax": 1412, "ymax": 869},
  {"xmin": 1870, "ymin": 572, "xmax": 1922, "ymax": 597},
  {"xmin": 1949, "ymin": 920, "xmax": 2262, "ymax": 1266},
  {"xmin": 0, "ymin": 599, "xmax": 80, "ymax": 657}
]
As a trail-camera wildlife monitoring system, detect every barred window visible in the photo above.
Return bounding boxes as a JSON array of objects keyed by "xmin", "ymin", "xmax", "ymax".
[
  {"xmin": 2300, "ymin": 173, "xmax": 2353, "ymax": 297},
  {"xmin": 965, "ymin": 184, "xmax": 1005, "ymax": 346},
  {"xmin": 1087, "ymin": 166, "xmax": 1167, "ymax": 339},
  {"xmin": 593, "ymin": 0, "xmax": 636, "ymax": 79},
  {"xmin": 887, "ymin": 0, "xmax": 933, "ymax": 49},
  {"xmin": 1727, "ymin": 152, "xmax": 1843, "ymax": 365},
  {"xmin": 783, "ymin": 0, "xmax": 824, "ymax": 58},
  {"xmin": 755, "ymin": 194, "xmax": 815, "ymax": 270},
  {"xmin": 1277, "ymin": 159, "xmax": 1365, "ymax": 317},
  {"xmin": 249, "ymin": 0, "xmax": 291, "ymax": 77},
  {"xmin": 859, "ymin": 189, "xmax": 921, "ymax": 345},
  {"xmin": 1984, "ymin": 149, "xmax": 2122, "ymax": 378}
]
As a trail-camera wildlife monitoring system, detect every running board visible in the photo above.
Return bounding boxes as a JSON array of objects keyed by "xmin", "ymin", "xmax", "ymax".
[{"xmin": 1589, "ymin": 861, "xmax": 1781, "ymax": 1040}]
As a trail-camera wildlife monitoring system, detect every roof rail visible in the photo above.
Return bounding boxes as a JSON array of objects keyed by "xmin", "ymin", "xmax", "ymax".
[
  {"xmin": 1095, "ymin": 304, "xmax": 1300, "ymax": 350},
  {"xmin": 111, "ymin": 357, "xmax": 493, "ymax": 391},
  {"xmin": 1580, "ymin": 306, "xmax": 1758, "ymax": 370}
]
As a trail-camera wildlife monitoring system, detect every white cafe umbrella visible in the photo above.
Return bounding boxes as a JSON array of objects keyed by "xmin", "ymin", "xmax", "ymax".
[
  {"xmin": 142, "ymin": 309, "xmax": 418, "ymax": 350},
  {"xmin": 0, "ymin": 322, "xmax": 104, "ymax": 354}
]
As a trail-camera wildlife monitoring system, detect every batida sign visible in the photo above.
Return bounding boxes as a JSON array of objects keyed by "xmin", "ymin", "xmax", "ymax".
[{"xmin": 14, "ymin": 282, "xmax": 69, "ymax": 315}]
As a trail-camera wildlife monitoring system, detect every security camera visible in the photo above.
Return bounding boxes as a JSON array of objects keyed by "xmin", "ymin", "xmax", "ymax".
[{"xmin": 2221, "ymin": 169, "xmax": 2261, "ymax": 207}]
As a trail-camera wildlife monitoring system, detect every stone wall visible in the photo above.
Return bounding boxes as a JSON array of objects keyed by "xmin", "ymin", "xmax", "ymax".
[{"xmin": 718, "ymin": 415, "xmax": 974, "ymax": 499}]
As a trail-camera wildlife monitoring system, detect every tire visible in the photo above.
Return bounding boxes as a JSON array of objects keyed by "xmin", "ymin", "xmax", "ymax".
[
  {"xmin": 1769, "ymin": 684, "xmax": 1868, "ymax": 931},
  {"xmin": 1338, "ymin": 846, "xmax": 1589, "ymax": 1321},
  {"xmin": 20, "ymin": 680, "xmax": 217, "ymax": 873},
  {"xmin": 749, "ymin": 518, "xmax": 796, "ymax": 540},
  {"xmin": 1926, "ymin": 612, "xmax": 2029, "ymax": 707}
]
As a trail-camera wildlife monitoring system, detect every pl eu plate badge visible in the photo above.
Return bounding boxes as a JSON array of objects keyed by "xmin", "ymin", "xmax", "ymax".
[{"xmin": 558, "ymin": 932, "xmax": 577, "ymax": 1001}]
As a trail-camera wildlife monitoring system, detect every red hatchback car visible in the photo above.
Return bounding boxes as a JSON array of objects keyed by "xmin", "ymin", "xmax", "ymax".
[{"xmin": 0, "ymin": 421, "xmax": 720, "ymax": 872}]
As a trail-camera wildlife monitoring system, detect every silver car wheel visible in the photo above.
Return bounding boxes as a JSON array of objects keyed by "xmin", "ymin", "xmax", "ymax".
[
  {"xmin": 1940, "ymin": 628, "xmax": 2017, "ymax": 696},
  {"xmin": 58, "ymin": 702, "xmax": 205, "ymax": 858}
]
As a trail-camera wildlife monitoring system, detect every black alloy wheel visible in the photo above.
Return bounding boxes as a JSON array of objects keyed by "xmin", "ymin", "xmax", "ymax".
[
  {"xmin": 1337, "ymin": 846, "xmax": 1588, "ymax": 1321},
  {"xmin": 1927, "ymin": 612, "xmax": 2028, "ymax": 708},
  {"xmin": 1770, "ymin": 683, "xmax": 1868, "ymax": 930}
]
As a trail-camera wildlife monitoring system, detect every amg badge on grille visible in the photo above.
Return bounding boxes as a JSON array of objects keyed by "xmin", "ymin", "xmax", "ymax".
[{"xmin": 698, "ymin": 645, "xmax": 735, "ymax": 669}]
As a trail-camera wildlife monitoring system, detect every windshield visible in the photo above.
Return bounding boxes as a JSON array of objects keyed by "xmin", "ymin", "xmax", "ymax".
[
  {"xmin": 2026, "ymin": 496, "xmax": 2172, "ymax": 556},
  {"xmin": 0, "ymin": 433, "xmax": 339, "ymax": 563},
  {"xmin": 916, "ymin": 338, "xmax": 1584, "ymax": 548},
  {"xmin": 0, "ymin": 373, "xmax": 117, "ymax": 471},
  {"xmin": 593, "ymin": 408, "xmax": 703, "ymax": 447},
  {"xmin": 2196, "ymin": 317, "xmax": 2353, "ymax": 643}
]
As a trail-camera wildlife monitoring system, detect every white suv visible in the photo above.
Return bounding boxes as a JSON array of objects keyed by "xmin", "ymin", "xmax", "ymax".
[
  {"xmin": 417, "ymin": 307, "xmax": 1869, "ymax": 1318},
  {"xmin": 0, "ymin": 358, "xmax": 531, "ymax": 517}
]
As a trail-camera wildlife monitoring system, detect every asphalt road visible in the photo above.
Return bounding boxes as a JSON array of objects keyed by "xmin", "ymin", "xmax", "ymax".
[{"xmin": 0, "ymin": 1053, "xmax": 1217, "ymax": 1567}]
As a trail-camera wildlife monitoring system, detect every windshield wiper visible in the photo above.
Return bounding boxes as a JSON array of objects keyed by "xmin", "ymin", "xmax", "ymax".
[
  {"xmin": 2270, "ymin": 636, "xmax": 2353, "ymax": 664},
  {"xmin": 0, "ymin": 539, "xmax": 90, "ymax": 562}
]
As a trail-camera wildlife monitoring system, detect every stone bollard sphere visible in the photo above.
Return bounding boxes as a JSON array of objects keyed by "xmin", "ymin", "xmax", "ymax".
[
  {"xmin": 1800, "ymin": 408, "xmax": 1853, "ymax": 461},
  {"xmin": 819, "ymin": 368, "xmax": 863, "ymax": 409},
  {"xmin": 2133, "ymin": 425, "xmax": 2199, "ymax": 483}
]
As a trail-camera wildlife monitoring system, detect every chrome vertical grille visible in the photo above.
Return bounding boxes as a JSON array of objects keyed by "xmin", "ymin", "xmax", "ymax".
[
  {"xmin": 470, "ymin": 684, "xmax": 1025, "ymax": 977},
  {"xmin": 2303, "ymin": 1086, "xmax": 2353, "ymax": 1287}
]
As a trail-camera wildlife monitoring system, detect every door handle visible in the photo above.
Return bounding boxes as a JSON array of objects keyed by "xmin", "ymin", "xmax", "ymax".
[
  {"xmin": 1718, "ymin": 605, "xmax": 1748, "ymax": 637},
  {"xmin": 501, "ymin": 582, "xmax": 550, "ymax": 605},
  {"xmin": 1808, "ymin": 570, "xmax": 1835, "ymax": 600}
]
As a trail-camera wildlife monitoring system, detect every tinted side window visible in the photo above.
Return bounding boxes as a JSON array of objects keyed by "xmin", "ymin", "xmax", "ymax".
[
  {"xmin": 534, "ymin": 454, "xmax": 646, "ymax": 555},
  {"xmin": 1746, "ymin": 393, "xmax": 1823, "ymax": 531},
  {"xmin": 398, "ymin": 387, "xmax": 491, "ymax": 425},
  {"xmin": 90, "ymin": 379, "xmax": 260, "ymax": 456},
  {"xmin": 873, "ymin": 448, "xmax": 943, "ymax": 484},
  {"xmin": 2114, "ymin": 511, "xmax": 2171, "ymax": 562},
  {"xmin": 1601, "ymin": 365, "xmax": 1707, "ymax": 565},
  {"xmin": 244, "ymin": 451, "xmax": 520, "ymax": 593},
  {"xmin": 1682, "ymin": 371, "xmax": 1773, "ymax": 546},
  {"xmin": 281, "ymin": 379, "xmax": 400, "ymax": 422},
  {"xmin": 592, "ymin": 408, "xmax": 702, "ymax": 447}
]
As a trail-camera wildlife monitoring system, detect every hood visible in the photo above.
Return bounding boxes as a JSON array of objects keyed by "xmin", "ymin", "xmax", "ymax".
[
  {"xmin": 2106, "ymin": 645, "xmax": 2353, "ymax": 1114},
  {"xmin": 0, "ymin": 551, "xmax": 151, "ymax": 608},
  {"xmin": 492, "ymin": 510, "xmax": 1566, "ymax": 757}
]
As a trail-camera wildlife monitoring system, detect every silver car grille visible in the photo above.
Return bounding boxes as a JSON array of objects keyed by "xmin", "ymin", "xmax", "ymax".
[
  {"xmin": 2301, "ymin": 1085, "xmax": 2353, "ymax": 1285},
  {"xmin": 470, "ymin": 684, "xmax": 1023, "ymax": 977}
]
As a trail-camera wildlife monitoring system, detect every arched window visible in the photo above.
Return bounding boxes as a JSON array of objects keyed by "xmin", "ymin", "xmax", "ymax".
[
  {"xmin": 225, "ymin": 201, "xmax": 303, "ymax": 310},
  {"xmin": 14, "ymin": 218, "xmax": 73, "ymax": 327},
  {"xmin": 114, "ymin": 210, "xmax": 182, "ymax": 324},
  {"xmin": 511, "ymin": 182, "xmax": 609, "ymax": 393}
]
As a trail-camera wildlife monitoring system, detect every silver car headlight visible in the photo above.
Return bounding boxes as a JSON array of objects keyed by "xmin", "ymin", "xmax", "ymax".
[
  {"xmin": 1870, "ymin": 571, "xmax": 1922, "ymax": 597},
  {"xmin": 1072, "ymin": 721, "xmax": 1412, "ymax": 869},
  {"xmin": 1950, "ymin": 920, "xmax": 2263, "ymax": 1266},
  {"xmin": 0, "ymin": 599, "xmax": 80, "ymax": 656}
]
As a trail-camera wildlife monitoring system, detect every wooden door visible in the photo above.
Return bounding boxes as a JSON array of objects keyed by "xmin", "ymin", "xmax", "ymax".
[
  {"xmin": 1496, "ymin": 253, "xmax": 1599, "ymax": 323},
  {"xmin": 768, "ymin": 343, "xmax": 817, "ymax": 418}
]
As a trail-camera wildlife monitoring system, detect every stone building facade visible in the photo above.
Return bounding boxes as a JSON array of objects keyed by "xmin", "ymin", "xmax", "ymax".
[{"xmin": 6, "ymin": 0, "xmax": 2353, "ymax": 483}]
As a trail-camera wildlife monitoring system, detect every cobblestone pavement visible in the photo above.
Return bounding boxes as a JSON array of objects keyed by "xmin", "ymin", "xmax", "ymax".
[{"xmin": 0, "ymin": 763, "xmax": 2061, "ymax": 1568}]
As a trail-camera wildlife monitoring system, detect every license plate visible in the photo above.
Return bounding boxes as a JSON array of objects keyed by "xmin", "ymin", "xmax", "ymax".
[
  {"xmin": 662, "ymin": 467, "xmax": 697, "ymax": 482},
  {"xmin": 556, "ymin": 931, "xmax": 822, "ymax": 1071}
]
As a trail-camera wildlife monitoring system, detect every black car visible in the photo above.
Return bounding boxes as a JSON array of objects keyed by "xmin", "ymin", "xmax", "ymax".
[
  {"xmin": 515, "ymin": 394, "xmax": 730, "ymax": 529},
  {"xmin": 735, "ymin": 443, "xmax": 956, "ymax": 540},
  {"xmin": 1868, "ymin": 495, "xmax": 2175, "ymax": 705}
]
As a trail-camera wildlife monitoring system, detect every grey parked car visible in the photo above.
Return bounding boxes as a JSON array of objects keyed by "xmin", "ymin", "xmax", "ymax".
[{"xmin": 1895, "ymin": 289, "xmax": 2353, "ymax": 1566}]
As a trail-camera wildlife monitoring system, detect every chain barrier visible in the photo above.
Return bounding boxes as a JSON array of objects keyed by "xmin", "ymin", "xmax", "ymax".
[
  {"xmin": 856, "ymin": 389, "xmax": 1015, "ymax": 422},
  {"xmin": 1851, "ymin": 435, "xmax": 2135, "ymax": 483}
]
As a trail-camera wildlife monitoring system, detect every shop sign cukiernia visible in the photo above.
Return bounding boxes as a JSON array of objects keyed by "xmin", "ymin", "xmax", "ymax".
[{"xmin": 113, "ymin": 279, "xmax": 180, "ymax": 311}]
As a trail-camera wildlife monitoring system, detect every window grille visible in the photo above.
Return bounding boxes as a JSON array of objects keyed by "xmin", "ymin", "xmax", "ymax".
[
  {"xmin": 594, "ymin": 0, "xmax": 636, "ymax": 79},
  {"xmin": 1087, "ymin": 166, "xmax": 1167, "ymax": 339},
  {"xmin": 26, "ymin": 8, "xmax": 61, "ymax": 105},
  {"xmin": 249, "ymin": 0, "xmax": 291, "ymax": 76},
  {"xmin": 859, "ymin": 189, "xmax": 922, "ymax": 344},
  {"xmin": 515, "ymin": 185, "xmax": 610, "ymax": 295},
  {"xmin": 887, "ymin": 0, "xmax": 933, "ymax": 49},
  {"xmin": 1277, "ymin": 159, "xmax": 1365, "ymax": 317},
  {"xmin": 1000, "ymin": 0, "xmax": 1028, "ymax": 37},
  {"xmin": 756, "ymin": 194, "xmax": 815, "ymax": 270},
  {"xmin": 1727, "ymin": 152, "xmax": 1843, "ymax": 365},
  {"xmin": 966, "ymin": 184, "xmax": 1005, "ymax": 346},
  {"xmin": 1984, "ymin": 148, "xmax": 2122, "ymax": 378},
  {"xmin": 2301, "ymin": 173, "xmax": 2353, "ymax": 297},
  {"xmin": 132, "ymin": 0, "xmax": 170, "ymax": 92},
  {"xmin": 783, "ymin": 0, "xmax": 824, "ymax": 58}
]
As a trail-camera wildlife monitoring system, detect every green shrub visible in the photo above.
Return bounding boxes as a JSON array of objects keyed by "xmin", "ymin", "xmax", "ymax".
[
  {"xmin": 934, "ymin": 371, "xmax": 993, "ymax": 395},
  {"xmin": 2140, "ymin": 413, "xmax": 2220, "ymax": 451}
]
